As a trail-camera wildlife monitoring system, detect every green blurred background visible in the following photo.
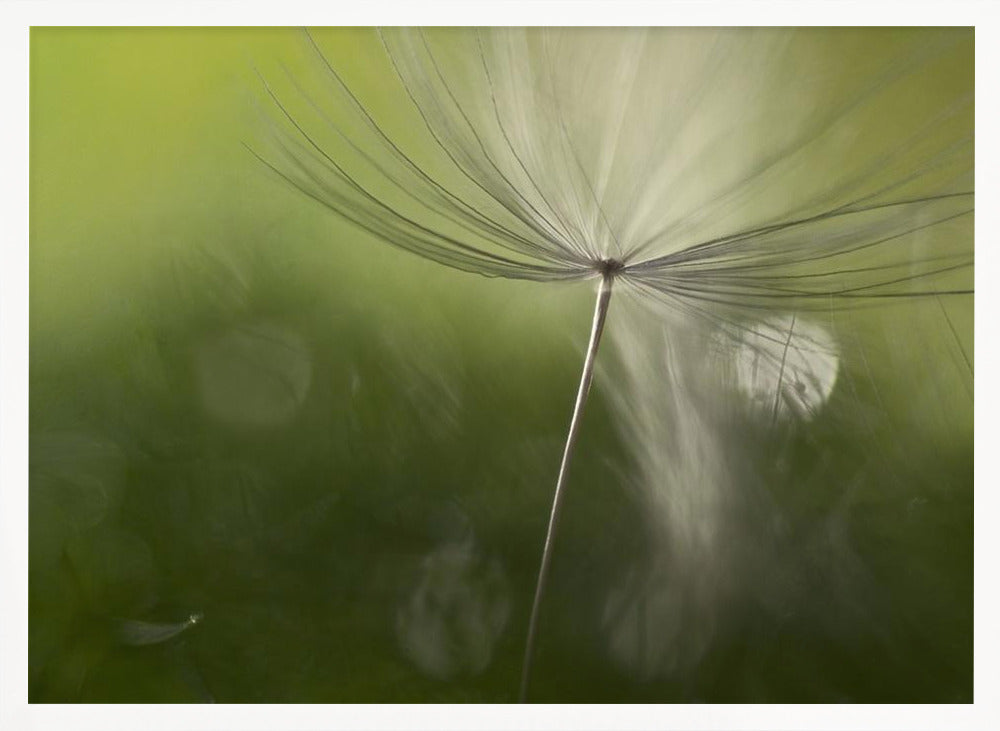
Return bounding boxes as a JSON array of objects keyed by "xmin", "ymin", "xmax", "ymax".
[{"xmin": 30, "ymin": 28, "xmax": 972, "ymax": 703}]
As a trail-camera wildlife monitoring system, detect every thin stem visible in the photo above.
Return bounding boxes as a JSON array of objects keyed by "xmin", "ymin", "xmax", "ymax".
[{"xmin": 519, "ymin": 272, "xmax": 615, "ymax": 703}]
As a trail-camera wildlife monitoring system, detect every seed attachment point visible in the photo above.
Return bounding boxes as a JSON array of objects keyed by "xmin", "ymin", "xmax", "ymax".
[{"xmin": 597, "ymin": 258, "xmax": 625, "ymax": 278}]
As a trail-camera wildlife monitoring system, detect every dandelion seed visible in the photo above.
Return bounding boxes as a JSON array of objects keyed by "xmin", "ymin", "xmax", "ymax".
[
  {"xmin": 116, "ymin": 612, "xmax": 203, "ymax": 647},
  {"xmin": 253, "ymin": 27, "xmax": 973, "ymax": 701}
]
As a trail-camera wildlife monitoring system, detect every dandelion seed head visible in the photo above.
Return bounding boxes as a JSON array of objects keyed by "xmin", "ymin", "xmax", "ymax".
[{"xmin": 253, "ymin": 27, "xmax": 971, "ymax": 315}]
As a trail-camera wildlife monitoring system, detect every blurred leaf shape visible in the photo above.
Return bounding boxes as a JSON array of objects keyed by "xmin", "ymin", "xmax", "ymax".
[
  {"xmin": 30, "ymin": 433, "xmax": 127, "ymax": 567},
  {"xmin": 196, "ymin": 320, "xmax": 312, "ymax": 428}
]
